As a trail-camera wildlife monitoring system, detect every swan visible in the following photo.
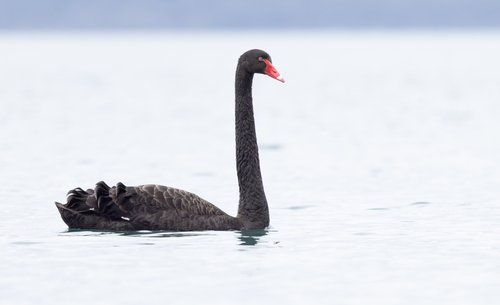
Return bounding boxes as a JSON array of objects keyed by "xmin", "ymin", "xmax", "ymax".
[{"xmin": 55, "ymin": 49, "xmax": 284, "ymax": 231}]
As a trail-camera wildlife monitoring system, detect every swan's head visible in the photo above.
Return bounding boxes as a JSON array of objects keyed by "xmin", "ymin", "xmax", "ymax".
[{"xmin": 239, "ymin": 49, "xmax": 285, "ymax": 83}]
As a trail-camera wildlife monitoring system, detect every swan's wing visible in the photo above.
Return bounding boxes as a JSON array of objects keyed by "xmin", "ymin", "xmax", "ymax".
[{"xmin": 108, "ymin": 182, "xmax": 227, "ymax": 217}]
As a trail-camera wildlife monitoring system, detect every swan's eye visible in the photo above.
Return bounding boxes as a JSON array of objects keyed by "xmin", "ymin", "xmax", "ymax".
[{"xmin": 258, "ymin": 57, "xmax": 263, "ymax": 61}]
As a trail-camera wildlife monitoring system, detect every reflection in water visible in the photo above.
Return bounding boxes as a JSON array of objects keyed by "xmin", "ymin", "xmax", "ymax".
[
  {"xmin": 61, "ymin": 228, "xmax": 270, "ymax": 245},
  {"xmin": 120, "ymin": 231, "xmax": 204, "ymax": 238},
  {"xmin": 61, "ymin": 228, "xmax": 204, "ymax": 238},
  {"xmin": 237, "ymin": 229, "xmax": 268, "ymax": 246},
  {"xmin": 60, "ymin": 228, "xmax": 116, "ymax": 236}
]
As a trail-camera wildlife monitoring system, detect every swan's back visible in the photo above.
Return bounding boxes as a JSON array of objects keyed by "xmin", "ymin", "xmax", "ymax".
[{"xmin": 55, "ymin": 181, "xmax": 243, "ymax": 231}]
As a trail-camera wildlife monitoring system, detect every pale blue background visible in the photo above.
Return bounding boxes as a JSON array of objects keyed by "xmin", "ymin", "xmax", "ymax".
[{"xmin": 0, "ymin": 0, "xmax": 499, "ymax": 29}]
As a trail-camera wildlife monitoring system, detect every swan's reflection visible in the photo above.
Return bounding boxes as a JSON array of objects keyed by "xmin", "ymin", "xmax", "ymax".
[
  {"xmin": 61, "ymin": 228, "xmax": 204, "ymax": 238},
  {"xmin": 62, "ymin": 228, "xmax": 270, "ymax": 245},
  {"xmin": 237, "ymin": 229, "xmax": 268, "ymax": 246}
]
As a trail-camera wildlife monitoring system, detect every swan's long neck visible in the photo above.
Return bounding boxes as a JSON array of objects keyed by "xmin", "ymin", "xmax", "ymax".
[{"xmin": 234, "ymin": 67, "xmax": 269, "ymax": 229}]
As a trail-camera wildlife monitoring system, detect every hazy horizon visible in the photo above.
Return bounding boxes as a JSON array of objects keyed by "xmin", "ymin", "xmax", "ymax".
[{"xmin": 1, "ymin": 0, "xmax": 499, "ymax": 30}]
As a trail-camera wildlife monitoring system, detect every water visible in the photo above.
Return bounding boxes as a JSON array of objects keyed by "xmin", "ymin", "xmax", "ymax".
[{"xmin": 1, "ymin": 30, "xmax": 500, "ymax": 304}]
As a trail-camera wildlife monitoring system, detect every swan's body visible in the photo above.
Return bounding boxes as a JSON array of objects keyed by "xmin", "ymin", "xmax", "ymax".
[
  {"xmin": 55, "ymin": 49, "xmax": 284, "ymax": 231},
  {"xmin": 56, "ymin": 182, "xmax": 244, "ymax": 231}
]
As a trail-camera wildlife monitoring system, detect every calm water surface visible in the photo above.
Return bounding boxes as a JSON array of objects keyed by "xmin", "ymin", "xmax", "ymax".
[{"xmin": 1, "ymin": 30, "xmax": 500, "ymax": 304}]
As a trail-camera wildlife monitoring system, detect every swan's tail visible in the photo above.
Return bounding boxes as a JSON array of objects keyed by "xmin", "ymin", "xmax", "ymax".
[{"xmin": 55, "ymin": 181, "xmax": 132, "ymax": 230}]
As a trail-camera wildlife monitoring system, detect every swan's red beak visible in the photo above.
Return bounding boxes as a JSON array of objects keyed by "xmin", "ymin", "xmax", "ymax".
[{"xmin": 263, "ymin": 59, "xmax": 285, "ymax": 83}]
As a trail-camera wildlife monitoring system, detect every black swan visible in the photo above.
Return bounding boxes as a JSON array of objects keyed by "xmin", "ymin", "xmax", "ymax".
[{"xmin": 55, "ymin": 49, "xmax": 284, "ymax": 231}]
